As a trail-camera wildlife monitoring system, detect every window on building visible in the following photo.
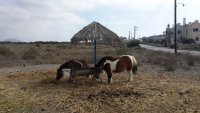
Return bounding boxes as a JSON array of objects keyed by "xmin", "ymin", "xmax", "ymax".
[
  {"xmin": 178, "ymin": 30, "xmax": 182, "ymax": 34},
  {"xmin": 196, "ymin": 37, "xmax": 199, "ymax": 41},
  {"xmin": 193, "ymin": 28, "xmax": 199, "ymax": 32}
]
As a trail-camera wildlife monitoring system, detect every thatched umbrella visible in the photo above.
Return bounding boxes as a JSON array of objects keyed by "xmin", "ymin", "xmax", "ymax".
[{"xmin": 71, "ymin": 22, "xmax": 126, "ymax": 48}]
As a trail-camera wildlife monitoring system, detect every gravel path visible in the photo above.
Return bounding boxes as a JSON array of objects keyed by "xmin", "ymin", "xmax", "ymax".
[{"xmin": 140, "ymin": 44, "xmax": 200, "ymax": 56}]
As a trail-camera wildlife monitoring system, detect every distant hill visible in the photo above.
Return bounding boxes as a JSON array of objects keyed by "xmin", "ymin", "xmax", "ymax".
[{"xmin": 2, "ymin": 38, "xmax": 22, "ymax": 42}]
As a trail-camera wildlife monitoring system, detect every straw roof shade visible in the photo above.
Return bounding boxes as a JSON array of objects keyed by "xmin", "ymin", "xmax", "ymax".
[{"xmin": 71, "ymin": 22, "xmax": 126, "ymax": 48}]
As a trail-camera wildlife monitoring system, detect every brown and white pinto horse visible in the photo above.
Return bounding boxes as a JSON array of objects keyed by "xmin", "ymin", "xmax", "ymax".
[
  {"xmin": 56, "ymin": 59, "xmax": 88, "ymax": 81},
  {"xmin": 94, "ymin": 55, "xmax": 137, "ymax": 83}
]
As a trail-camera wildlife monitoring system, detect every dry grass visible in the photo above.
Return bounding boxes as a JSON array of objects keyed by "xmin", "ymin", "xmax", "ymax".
[
  {"xmin": 179, "ymin": 44, "xmax": 200, "ymax": 51},
  {"xmin": 1, "ymin": 64, "xmax": 200, "ymax": 113},
  {"xmin": 1, "ymin": 43, "xmax": 199, "ymax": 69},
  {"xmin": 0, "ymin": 44, "xmax": 127, "ymax": 67},
  {"xmin": 1, "ymin": 44, "xmax": 200, "ymax": 112},
  {"xmin": 139, "ymin": 49, "xmax": 200, "ymax": 71}
]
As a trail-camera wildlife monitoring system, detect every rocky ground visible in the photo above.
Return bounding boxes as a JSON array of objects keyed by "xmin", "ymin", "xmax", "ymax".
[{"xmin": 0, "ymin": 63, "xmax": 200, "ymax": 113}]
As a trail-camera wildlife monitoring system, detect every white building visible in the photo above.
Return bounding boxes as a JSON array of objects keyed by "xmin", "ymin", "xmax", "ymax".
[{"xmin": 170, "ymin": 18, "xmax": 200, "ymax": 44}]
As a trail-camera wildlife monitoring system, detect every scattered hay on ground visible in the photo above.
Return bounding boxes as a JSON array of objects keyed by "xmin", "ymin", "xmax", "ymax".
[{"xmin": 1, "ymin": 64, "xmax": 200, "ymax": 113}]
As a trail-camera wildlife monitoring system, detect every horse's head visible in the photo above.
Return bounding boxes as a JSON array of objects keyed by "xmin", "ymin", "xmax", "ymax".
[
  {"xmin": 56, "ymin": 59, "xmax": 88, "ymax": 81},
  {"xmin": 56, "ymin": 60, "xmax": 73, "ymax": 80},
  {"xmin": 56, "ymin": 68, "xmax": 63, "ymax": 80},
  {"xmin": 93, "ymin": 56, "xmax": 113, "ymax": 79},
  {"xmin": 93, "ymin": 66, "xmax": 102, "ymax": 79}
]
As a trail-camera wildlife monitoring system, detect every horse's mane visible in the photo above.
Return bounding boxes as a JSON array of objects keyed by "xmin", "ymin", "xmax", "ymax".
[
  {"xmin": 78, "ymin": 60, "xmax": 88, "ymax": 68},
  {"xmin": 96, "ymin": 56, "xmax": 119, "ymax": 67},
  {"xmin": 59, "ymin": 60, "xmax": 75, "ymax": 69},
  {"xmin": 58, "ymin": 59, "xmax": 85, "ymax": 71}
]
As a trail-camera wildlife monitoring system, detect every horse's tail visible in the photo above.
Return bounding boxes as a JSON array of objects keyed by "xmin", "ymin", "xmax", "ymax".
[
  {"xmin": 132, "ymin": 64, "xmax": 137, "ymax": 74},
  {"xmin": 131, "ymin": 56, "xmax": 137, "ymax": 74}
]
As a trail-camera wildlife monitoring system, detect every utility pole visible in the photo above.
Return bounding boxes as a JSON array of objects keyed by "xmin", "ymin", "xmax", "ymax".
[
  {"xmin": 134, "ymin": 26, "xmax": 138, "ymax": 40},
  {"xmin": 174, "ymin": 1, "xmax": 184, "ymax": 54},
  {"xmin": 131, "ymin": 32, "xmax": 132, "ymax": 40},
  {"xmin": 174, "ymin": 0, "xmax": 177, "ymax": 54}
]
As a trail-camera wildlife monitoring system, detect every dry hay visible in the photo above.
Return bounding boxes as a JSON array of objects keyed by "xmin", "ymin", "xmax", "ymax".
[{"xmin": 1, "ymin": 64, "xmax": 200, "ymax": 113}]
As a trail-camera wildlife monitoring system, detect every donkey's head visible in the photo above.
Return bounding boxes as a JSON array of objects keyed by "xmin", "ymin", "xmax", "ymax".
[
  {"xmin": 93, "ymin": 56, "xmax": 114, "ymax": 79},
  {"xmin": 56, "ymin": 68, "xmax": 63, "ymax": 80}
]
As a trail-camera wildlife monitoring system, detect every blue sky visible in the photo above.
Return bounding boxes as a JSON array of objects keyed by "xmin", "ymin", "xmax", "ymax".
[{"xmin": 0, "ymin": 0, "xmax": 200, "ymax": 42}]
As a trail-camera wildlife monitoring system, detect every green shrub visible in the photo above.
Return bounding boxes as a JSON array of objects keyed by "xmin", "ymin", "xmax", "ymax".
[
  {"xmin": 46, "ymin": 49, "xmax": 54, "ymax": 52},
  {"xmin": 180, "ymin": 37, "xmax": 196, "ymax": 44},
  {"xmin": 0, "ymin": 46, "xmax": 14, "ymax": 56},
  {"xmin": 141, "ymin": 50, "xmax": 178, "ymax": 71},
  {"xmin": 165, "ymin": 64, "xmax": 176, "ymax": 71},
  {"xmin": 179, "ymin": 44, "xmax": 200, "ymax": 51},
  {"xmin": 188, "ymin": 60, "xmax": 194, "ymax": 66},
  {"xmin": 183, "ymin": 53, "xmax": 196, "ymax": 66},
  {"xmin": 56, "ymin": 44, "xmax": 67, "ymax": 49},
  {"xmin": 22, "ymin": 48, "xmax": 39, "ymax": 60},
  {"xmin": 127, "ymin": 39, "xmax": 141, "ymax": 47},
  {"xmin": 35, "ymin": 44, "xmax": 40, "ymax": 48},
  {"xmin": 115, "ymin": 48, "xmax": 130, "ymax": 55}
]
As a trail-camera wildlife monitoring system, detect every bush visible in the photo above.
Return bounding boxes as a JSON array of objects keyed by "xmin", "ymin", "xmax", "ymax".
[
  {"xmin": 35, "ymin": 44, "xmax": 41, "ymax": 48},
  {"xmin": 141, "ymin": 50, "xmax": 178, "ymax": 71},
  {"xmin": 127, "ymin": 40, "xmax": 141, "ymax": 47},
  {"xmin": 180, "ymin": 38, "xmax": 196, "ymax": 44},
  {"xmin": 0, "ymin": 46, "xmax": 14, "ymax": 56},
  {"xmin": 56, "ymin": 44, "xmax": 67, "ymax": 49},
  {"xmin": 22, "ymin": 48, "xmax": 39, "ymax": 60},
  {"xmin": 183, "ymin": 53, "xmax": 196, "ymax": 66},
  {"xmin": 115, "ymin": 48, "xmax": 129, "ymax": 55},
  {"xmin": 188, "ymin": 60, "xmax": 194, "ymax": 66},
  {"xmin": 179, "ymin": 44, "xmax": 200, "ymax": 51},
  {"xmin": 165, "ymin": 64, "xmax": 176, "ymax": 71}
]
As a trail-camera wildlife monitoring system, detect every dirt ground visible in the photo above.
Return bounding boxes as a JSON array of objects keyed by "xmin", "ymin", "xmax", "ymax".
[{"xmin": 0, "ymin": 63, "xmax": 200, "ymax": 113}]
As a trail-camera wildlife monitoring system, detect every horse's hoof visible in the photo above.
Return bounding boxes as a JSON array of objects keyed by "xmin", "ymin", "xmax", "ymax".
[
  {"xmin": 108, "ymin": 81, "xmax": 113, "ymax": 84},
  {"xmin": 99, "ymin": 77, "xmax": 103, "ymax": 84},
  {"xmin": 52, "ymin": 80, "xmax": 59, "ymax": 84},
  {"xmin": 92, "ymin": 78, "xmax": 96, "ymax": 81},
  {"xmin": 68, "ymin": 80, "xmax": 75, "ymax": 83}
]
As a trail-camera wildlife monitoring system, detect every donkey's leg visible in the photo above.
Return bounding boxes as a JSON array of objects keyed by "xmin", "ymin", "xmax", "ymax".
[
  {"xmin": 109, "ymin": 76, "xmax": 113, "ymax": 83},
  {"xmin": 106, "ymin": 71, "xmax": 113, "ymax": 84},
  {"xmin": 68, "ymin": 76, "xmax": 73, "ymax": 82},
  {"xmin": 108, "ymin": 75, "xmax": 113, "ymax": 83},
  {"xmin": 128, "ymin": 70, "xmax": 133, "ymax": 81},
  {"xmin": 68, "ymin": 75, "xmax": 75, "ymax": 83}
]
